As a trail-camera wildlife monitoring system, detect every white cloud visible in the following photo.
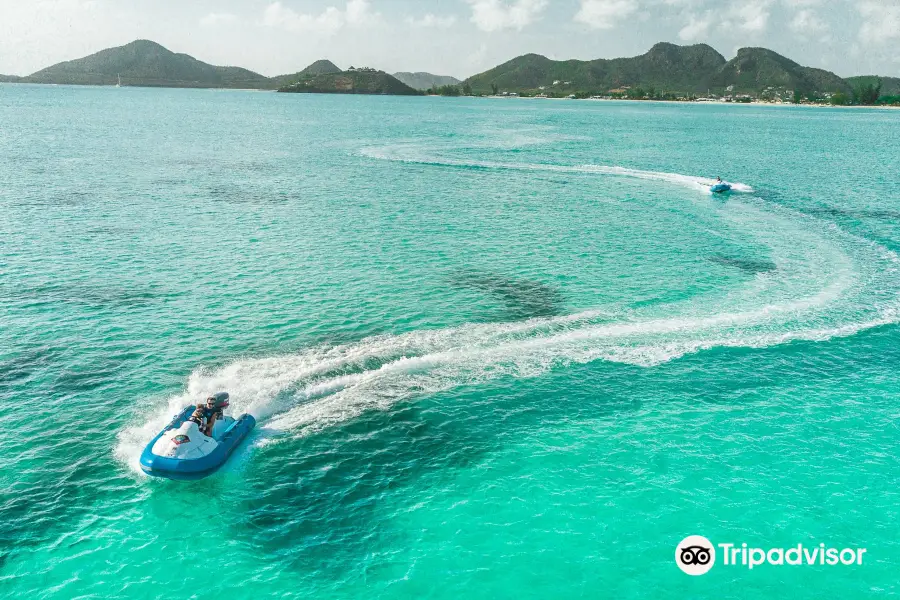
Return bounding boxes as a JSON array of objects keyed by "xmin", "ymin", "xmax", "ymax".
[
  {"xmin": 857, "ymin": 0, "xmax": 900, "ymax": 43},
  {"xmin": 729, "ymin": 0, "xmax": 772, "ymax": 33},
  {"xmin": 781, "ymin": 0, "xmax": 821, "ymax": 7},
  {"xmin": 466, "ymin": 0, "xmax": 548, "ymax": 32},
  {"xmin": 200, "ymin": 13, "xmax": 238, "ymax": 28},
  {"xmin": 789, "ymin": 9, "xmax": 827, "ymax": 36},
  {"xmin": 678, "ymin": 12, "xmax": 712, "ymax": 41},
  {"xmin": 0, "ymin": 0, "xmax": 100, "ymax": 42},
  {"xmin": 0, "ymin": 0, "xmax": 105, "ymax": 73},
  {"xmin": 262, "ymin": 0, "xmax": 380, "ymax": 35},
  {"xmin": 405, "ymin": 14, "xmax": 457, "ymax": 28},
  {"xmin": 468, "ymin": 42, "xmax": 489, "ymax": 68},
  {"xmin": 344, "ymin": 0, "xmax": 377, "ymax": 25},
  {"xmin": 574, "ymin": 0, "xmax": 638, "ymax": 29}
]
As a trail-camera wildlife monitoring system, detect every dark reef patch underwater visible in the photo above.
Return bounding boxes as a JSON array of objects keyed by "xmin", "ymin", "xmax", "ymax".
[
  {"xmin": 708, "ymin": 254, "xmax": 777, "ymax": 274},
  {"xmin": 450, "ymin": 269, "xmax": 566, "ymax": 321}
]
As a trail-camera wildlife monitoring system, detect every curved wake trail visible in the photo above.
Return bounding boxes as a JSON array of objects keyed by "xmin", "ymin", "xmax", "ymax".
[
  {"xmin": 360, "ymin": 144, "xmax": 756, "ymax": 193},
  {"xmin": 116, "ymin": 143, "xmax": 900, "ymax": 471}
]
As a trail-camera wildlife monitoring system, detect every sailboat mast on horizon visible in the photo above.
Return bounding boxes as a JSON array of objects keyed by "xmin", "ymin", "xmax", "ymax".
[{"xmin": 116, "ymin": 74, "xmax": 121, "ymax": 88}]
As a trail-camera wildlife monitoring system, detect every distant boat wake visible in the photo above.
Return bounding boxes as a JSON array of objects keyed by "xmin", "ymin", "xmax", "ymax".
[
  {"xmin": 360, "ymin": 143, "xmax": 756, "ymax": 193},
  {"xmin": 116, "ymin": 139, "xmax": 899, "ymax": 473}
]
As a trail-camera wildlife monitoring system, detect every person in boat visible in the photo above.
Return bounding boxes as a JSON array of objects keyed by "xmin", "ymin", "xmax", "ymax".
[
  {"xmin": 187, "ymin": 392, "xmax": 230, "ymax": 437},
  {"xmin": 188, "ymin": 405, "xmax": 209, "ymax": 433},
  {"xmin": 203, "ymin": 393, "xmax": 229, "ymax": 436},
  {"xmin": 715, "ymin": 176, "xmax": 722, "ymax": 183}
]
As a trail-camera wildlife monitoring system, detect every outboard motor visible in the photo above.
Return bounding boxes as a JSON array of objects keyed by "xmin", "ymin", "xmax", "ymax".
[{"xmin": 207, "ymin": 392, "xmax": 230, "ymax": 410}]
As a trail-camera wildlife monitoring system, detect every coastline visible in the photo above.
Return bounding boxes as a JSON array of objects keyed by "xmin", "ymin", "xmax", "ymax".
[
  {"xmin": 3, "ymin": 81, "xmax": 897, "ymax": 108},
  {"xmin": 475, "ymin": 94, "xmax": 900, "ymax": 109}
]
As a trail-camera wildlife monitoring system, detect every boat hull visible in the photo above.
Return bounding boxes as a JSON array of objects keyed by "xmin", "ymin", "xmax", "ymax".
[
  {"xmin": 139, "ymin": 406, "xmax": 256, "ymax": 481},
  {"xmin": 710, "ymin": 183, "xmax": 732, "ymax": 193}
]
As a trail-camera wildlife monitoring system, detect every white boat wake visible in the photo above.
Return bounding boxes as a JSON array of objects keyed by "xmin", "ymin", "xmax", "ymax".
[
  {"xmin": 360, "ymin": 143, "xmax": 756, "ymax": 193},
  {"xmin": 115, "ymin": 142, "xmax": 900, "ymax": 473}
]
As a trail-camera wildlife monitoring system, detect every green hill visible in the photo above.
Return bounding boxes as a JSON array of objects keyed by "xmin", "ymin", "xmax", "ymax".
[
  {"xmin": 846, "ymin": 75, "xmax": 900, "ymax": 97},
  {"xmin": 5, "ymin": 39, "xmax": 895, "ymax": 100},
  {"xmin": 393, "ymin": 72, "xmax": 461, "ymax": 91},
  {"xmin": 23, "ymin": 40, "xmax": 272, "ymax": 88},
  {"xmin": 278, "ymin": 69, "xmax": 420, "ymax": 95},
  {"xmin": 466, "ymin": 43, "xmax": 727, "ymax": 95},
  {"xmin": 711, "ymin": 47, "xmax": 849, "ymax": 95},
  {"xmin": 466, "ymin": 42, "xmax": 852, "ymax": 96},
  {"xmin": 271, "ymin": 59, "xmax": 342, "ymax": 88},
  {"xmin": 301, "ymin": 59, "xmax": 342, "ymax": 76}
]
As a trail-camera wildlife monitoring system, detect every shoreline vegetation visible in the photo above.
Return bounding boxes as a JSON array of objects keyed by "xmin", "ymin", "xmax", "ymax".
[
  {"xmin": 430, "ymin": 86, "xmax": 900, "ymax": 108},
  {"xmin": 475, "ymin": 95, "xmax": 900, "ymax": 109},
  {"xmin": 1, "ymin": 39, "xmax": 897, "ymax": 107}
]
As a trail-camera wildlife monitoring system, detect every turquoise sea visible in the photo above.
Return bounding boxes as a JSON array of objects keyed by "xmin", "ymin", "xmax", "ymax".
[{"xmin": 1, "ymin": 85, "xmax": 899, "ymax": 598}]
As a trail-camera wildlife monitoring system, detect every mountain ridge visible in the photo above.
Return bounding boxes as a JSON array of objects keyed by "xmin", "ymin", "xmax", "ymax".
[
  {"xmin": 466, "ymin": 43, "xmax": 729, "ymax": 94},
  {"xmin": 846, "ymin": 75, "xmax": 900, "ymax": 96},
  {"xmin": 271, "ymin": 59, "xmax": 343, "ymax": 88},
  {"xmin": 465, "ymin": 42, "xmax": 854, "ymax": 96},
  {"xmin": 708, "ymin": 47, "xmax": 849, "ymax": 95},
  {"xmin": 278, "ymin": 69, "xmax": 420, "ymax": 95},
  {"xmin": 24, "ymin": 40, "xmax": 273, "ymax": 88},
  {"xmin": 3, "ymin": 39, "xmax": 896, "ymax": 100},
  {"xmin": 393, "ymin": 72, "xmax": 461, "ymax": 91}
]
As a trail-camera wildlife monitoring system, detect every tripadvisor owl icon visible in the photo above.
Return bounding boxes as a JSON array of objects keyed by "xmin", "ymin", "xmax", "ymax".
[{"xmin": 676, "ymin": 535, "xmax": 716, "ymax": 575}]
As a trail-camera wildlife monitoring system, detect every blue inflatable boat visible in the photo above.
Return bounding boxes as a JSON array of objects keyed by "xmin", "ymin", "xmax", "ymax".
[
  {"xmin": 710, "ymin": 182, "xmax": 732, "ymax": 193},
  {"xmin": 140, "ymin": 392, "xmax": 255, "ymax": 481}
]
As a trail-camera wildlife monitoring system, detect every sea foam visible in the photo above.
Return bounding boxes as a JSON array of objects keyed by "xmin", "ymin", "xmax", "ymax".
[{"xmin": 115, "ymin": 142, "xmax": 899, "ymax": 472}]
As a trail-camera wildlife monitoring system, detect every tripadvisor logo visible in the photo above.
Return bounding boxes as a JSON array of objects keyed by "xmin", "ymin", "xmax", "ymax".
[
  {"xmin": 675, "ymin": 536, "xmax": 867, "ymax": 575},
  {"xmin": 676, "ymin": 535, "xmax": 716, "ymax": 576}
]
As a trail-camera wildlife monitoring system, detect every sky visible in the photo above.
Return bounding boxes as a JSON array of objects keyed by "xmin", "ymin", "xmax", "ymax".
[{"xmin": 0, "ymin": 0, "xmax": 898, "ymax": 78}]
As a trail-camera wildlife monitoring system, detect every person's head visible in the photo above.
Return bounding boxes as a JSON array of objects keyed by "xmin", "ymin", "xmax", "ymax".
[{"xmin": 206, "ymin": 392, "xmax": 230, "ymax": 411}]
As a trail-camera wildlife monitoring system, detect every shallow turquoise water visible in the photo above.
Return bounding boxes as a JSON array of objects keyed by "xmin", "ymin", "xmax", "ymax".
[{"xmin": 1, "ymin": 86, "xmax": 899, "ymax": 598}]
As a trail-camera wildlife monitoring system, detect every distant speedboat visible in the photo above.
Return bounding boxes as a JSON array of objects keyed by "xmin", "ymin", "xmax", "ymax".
[{"xmin": 710, "ymin": 182, "xmax": 732, "ymax": 193}]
